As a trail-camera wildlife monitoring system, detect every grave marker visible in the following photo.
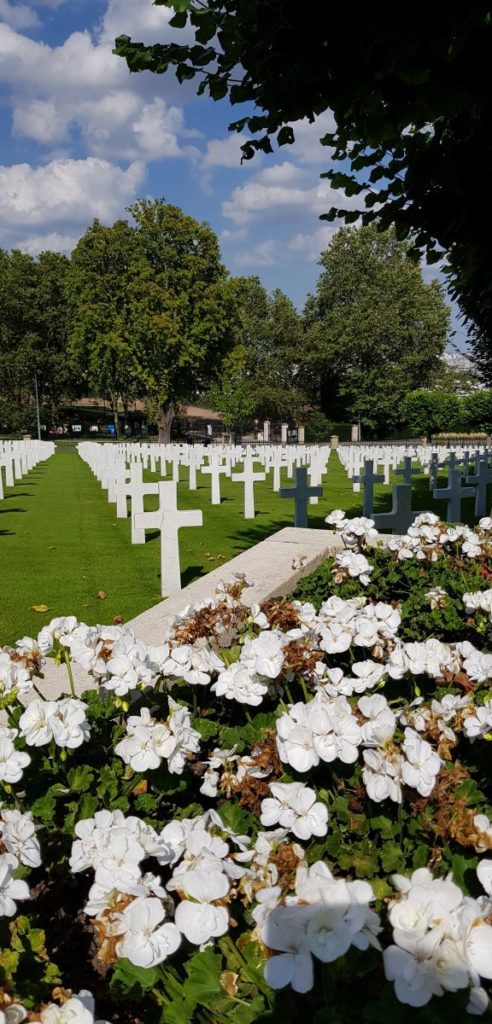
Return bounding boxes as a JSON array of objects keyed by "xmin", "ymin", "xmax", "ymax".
[
  {"xmin": 133, "ymin": 481, "xmax": 202, "ymax": 596},
  {"xmin": 280, "ymin": 466, "xmax": 323, "ymax": 527}
]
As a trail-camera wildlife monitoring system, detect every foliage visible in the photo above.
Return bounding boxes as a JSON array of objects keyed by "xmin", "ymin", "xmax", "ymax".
[
  {"xmin": 463, "ymin": 390, "xmax": 492, "ymax": 434},
  {"xmin": 68, "ymin": 201, "xmax": 233, "ymax": 443},
  {"xmin": 114, "ymin": 2, "xmax": 492, "ymax": 346},
  {"xmin": 0, "ymin": 249, "xmax": 74, "ymax": 433},
  {"xmin": 304, "ymin": 409, "xmax": 331, "ymax": 443},
  {"xmin": 0, "ymin": 519, "xmax": 491, "ymax": 1020},
  {"xmin": 303, "ymin": 226, "xmax": 450, "ymax": 435},
  {"xmin": 403, "ymin": 390, "xmax": 466, "ymax": 437},
  {"xmin": 67, "ymin": 219, "xmax": 140, "ymax": 437},
  {"xmin": 209, "ymin": 278, "xmax": 307, "ymax": 428}
]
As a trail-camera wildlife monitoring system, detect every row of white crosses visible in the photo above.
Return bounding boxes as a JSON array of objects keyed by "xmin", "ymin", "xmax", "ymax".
[
  {"xmin": 337, "ymin": 443, "xmax": 492, "ymax": 529},
  {"xmin": 0, "ymin": 440, "xmax": 55, "ymax": 501},
  {"xmin": 78, "ymin": 442, "xmax": 330, "ymax": 596}
]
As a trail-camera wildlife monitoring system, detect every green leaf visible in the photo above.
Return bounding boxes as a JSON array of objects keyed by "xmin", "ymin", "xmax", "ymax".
[
  {"xmin": 380, "ymin": 842, "xmax": 405, "ymax": 873},
  {"xmin": 111, "ymin": 958, "xmax": 160, "ymax": 996},
  {"xmin": 67, "ymin": 764, "xmax": 94, "ymax": 792}
]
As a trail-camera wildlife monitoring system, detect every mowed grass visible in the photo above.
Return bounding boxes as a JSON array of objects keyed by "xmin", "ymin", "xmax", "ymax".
[{"xmin": 0, "ymin": 448, "xmax": 486, "ymax": 645}]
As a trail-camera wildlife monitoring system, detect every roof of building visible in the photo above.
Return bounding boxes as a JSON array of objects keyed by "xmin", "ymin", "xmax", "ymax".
[{"xmin": 69, "ymin": 398, "xmax": 222, "ymax": 420}]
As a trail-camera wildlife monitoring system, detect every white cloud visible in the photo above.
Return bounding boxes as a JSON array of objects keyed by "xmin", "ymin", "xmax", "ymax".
[
  {"xmin": 18, "ymin": 232, "xmax": 79, "ymax": 255},
  {"xmin": 222, "ymin": 168, "xmax": 358, "ymax": 227},
  {"xmin": 288, "ymin": 225, "xmax": 337, "ymax": 262},
  {"xmin": 203, "ymin": 133, "xmax": 253, "ymax": 169},
  {"xmin": 0, "ymin": 0, "xmax": 40, "ymax": 29},
  {"xmin": 0, "ymin": 9, "xmax": 199, "ymax": 162},
  {"xmin": 254, "ymin": 162, "xmax": 308, "ymax": 186},
  {"xmin": 288, "ymin": 111, "xmax": 336, "ymax": 165},
  {"xmin": 98, "ymin": 0, "xmax": 192, "ymax": 46},
  {"xmin": 233, "ymin": 239, "xmax": 278, "ymax": 268},
  {"xmin": 0, "ymin": 157, "xmax": 145, "ymax": 233}
]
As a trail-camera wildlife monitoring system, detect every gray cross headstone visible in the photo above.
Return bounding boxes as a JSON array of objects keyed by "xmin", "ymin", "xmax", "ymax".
[
  {"xmin": 352, "ymin": 459, "xmax": 384, "ymax": 517},
  {"xmin": 433, "ymin": 468, "xmax": 475, "ymax": 523},
  {"xmin": 462, "ymin": 450, "xmax": 470, "ymax": 478},
  {"xmin": 395, "ymin": 456, "xmax": 420, "ymax": 487},
  {"xmin": 280, "ymin": 466, "xmax": 323, "ymax": 528},
  {"xmin": 466, "ymin": 458, "xmax": 492, "ymax": 518},
  {"xmin": 372, "ymin": 484, "xmax": 426, "ymax": 534}
]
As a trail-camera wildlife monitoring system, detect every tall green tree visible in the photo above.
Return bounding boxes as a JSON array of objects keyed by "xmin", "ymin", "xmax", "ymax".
[
  {"xmin": 208, "ymin": 278, "xmax": 306, "ymax": 430},
  {"xmin": 68, "ymin": 219, "xmax": 140, "ymax": 438},
  {"xmin": 303, "ymin": 225, "xmax": 450, "ymax": 436},
  {"xmin": 115, "ymin": 2, "xmax": 492, "ymax": 346},
  {"xmin": 0, "ymin": 249, "xmax": 72, "ymax": 433},
  {"xmin": 68, "ymin": 201, "xmax": 233, "ymax": 441},
  {"xmin": 126, "ymin": 199, "xmax": 233, "ymax": 442}
]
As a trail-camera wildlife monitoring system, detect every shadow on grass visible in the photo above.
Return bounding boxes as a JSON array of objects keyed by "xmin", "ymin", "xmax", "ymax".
[
  {"xmin": 181, "ymin": 564, "xmax": 209, "ymax": 588},
  {"xmin": 0, "ymin": 507, "xmax": 26, "ymax": 515}
]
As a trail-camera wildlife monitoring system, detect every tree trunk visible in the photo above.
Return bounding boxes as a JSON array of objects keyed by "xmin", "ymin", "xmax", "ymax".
[
  {"xmin": 111, "ymin": 398, "xmax": 119, "ymax": 439},
  {"xmin": 158, "ymin": 399, "xmax": 176, "ymax": 443}
]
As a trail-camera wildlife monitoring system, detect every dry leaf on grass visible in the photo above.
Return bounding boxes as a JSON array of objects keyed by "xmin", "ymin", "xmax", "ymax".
[
  {"xmin": 30, "ymin": 604, "xmax": 49, "ymax": 613},
  {"xmin": 96, "ymin": 590, "xmax": 107, "ymax": 600}
]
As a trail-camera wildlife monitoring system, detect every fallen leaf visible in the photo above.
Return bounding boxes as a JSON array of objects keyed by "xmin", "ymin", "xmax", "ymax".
[
  {"xmin": 48, "ymin": 546, "xmax": 56, "ymax": 550},
  {"xmin": 30, "ymin": 604, "xmax": 49, "ymax": 613},
  {"xmin": 113, "ymin": 614, "xmax": 124, "ymax": 625},
  {"xmin": 96, "ymin": 591, "xmax": 107, "ymax": 601}
]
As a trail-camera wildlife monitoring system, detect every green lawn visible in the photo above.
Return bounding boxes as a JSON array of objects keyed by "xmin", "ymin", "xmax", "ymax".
[{"xmin": 0, "ymin": 448, "xmax": 484, "ymax": 645}]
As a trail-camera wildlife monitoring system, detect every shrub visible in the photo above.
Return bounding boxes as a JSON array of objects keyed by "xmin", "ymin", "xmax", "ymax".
[
  {"xmin": 0, "ymin": 519, "xmax": 491, "ymax": 1023},
  {"xmin": 403, "ymin": 389, "xmax": 466, "ymax": 436}
]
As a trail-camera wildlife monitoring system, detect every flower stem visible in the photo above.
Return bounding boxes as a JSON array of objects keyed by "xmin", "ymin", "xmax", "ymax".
[{"xmin": 64, "ymin": 652, "xmax": 76, "ymax": 698}]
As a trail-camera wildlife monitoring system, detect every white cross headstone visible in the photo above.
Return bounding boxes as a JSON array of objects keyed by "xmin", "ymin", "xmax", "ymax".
[
  {"xmin": 133, "ymin": 481, "xmax": 202, "ymax": 596},
  {"xmin": 202, "ymin": 459, "xmax": 229, "ymax": 505},
  {"xmin": 121, "ymin": 464, "xmax": 160, "ymax": 544},
  {"xmin": 231, "ymin": 456, "xmax": 266, "ymax": 519}
]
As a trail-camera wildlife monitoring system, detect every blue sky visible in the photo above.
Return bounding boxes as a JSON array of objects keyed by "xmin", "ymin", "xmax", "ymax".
[{"xmin": 0, "ymin": 0, "xmax": 469, "ymax": 347}]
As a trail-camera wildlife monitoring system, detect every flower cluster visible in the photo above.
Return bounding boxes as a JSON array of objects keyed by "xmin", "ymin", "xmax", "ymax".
[{"xmin": 0, "ymin": 525, "xmax": 490, "ymax": 1022}]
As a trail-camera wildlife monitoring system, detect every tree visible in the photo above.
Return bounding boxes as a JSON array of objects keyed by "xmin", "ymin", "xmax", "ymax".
[
  {"xmin": 303, "ymin": 225, "xmax": 450, "ymax": 436},
  {"xmin": 0, "ymin": 249, "xmax": 72, "ymax": 434},
  {"xmin": 68, "ymin": 219, "xmax": 141, "ymax": 438},
  {"xmin": 402, "ymin": 390, "xmax": 465, "ymax": 437},
  {"xmin": 68, "ymin": 201, "xmax": 233, "ymax": 442},
  {"xmin": 126, "ymin": 199, "xmax": 233, "ymax": 442},
  {"xmin": 114, "ymin": 3, "xmax": 492, "ymax": 345},
  {"xmin": 207, "ymin": 278, "xmax": 307, "ymax": 429},
  {"xmin": 462, "ymin": 390, "xmax": 492, "ymax": 433}
]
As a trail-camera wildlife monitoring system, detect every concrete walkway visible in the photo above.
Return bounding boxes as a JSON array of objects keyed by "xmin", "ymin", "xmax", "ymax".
[{"xmin": 37, "ymin": 527, "xmax": 344, "ymax": 699}]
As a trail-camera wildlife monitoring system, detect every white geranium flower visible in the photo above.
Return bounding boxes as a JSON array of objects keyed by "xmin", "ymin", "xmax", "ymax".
[
  {"xmin": 467, "ymin": 987, "xmax": 490, "ymax": 1016},
  {"xmin": 0, "ymin": 729, "xmax": 30, "ymax": 783},
  {"xmin": 401, "ymin": 729, "xmax": 441, "ymax": 797},
  {"xmin": 463, "ymin": 705, "xmax": 492, "ymax": 740},
  {"xmin": 51, "ymin": 699, "xmax": 90, "ymax": 749},
  {"xmin": 260, "ymin": 782, "xmax": 328, "ymax": 840},
  {"xmin": 116, "ymin": 897, "xmax": 181, "ymax": 967},
  {"xmin": 40, "ymin": 990, "xmax": 110, "ymax": 1023},
  {"xmin": 473, "ymin": 814, "xmax": 492, "ymax": 853},
  {"xmin": 358, "ymin": 695, "xmax": 396, "ymax": 746},
  {"xmin": 18, "ymin": 700, "xmax": 58, "ymax": 746},
  {"xmin": 383, "ymin": 944, "xmax": 443, "ymax": 1006},
  {"xmin": 276, "ymin": 704, "xmax": 319, "ymax": 773},
  {"xmin": 262, "ymin": 906, "xmax": 314, "ymax": 993},
  {"xmin": 242, "ymin": 631, "xmax": 285, "ymax": 678},
  {"xmin": 0, "ymin": 810, "xmax": 41, "ymax": 868},
  {"xmin": 477, "ymin": 859, "xmax": 492, "ymax": 897},
  {"xmin": 351, "ymin": 660, "xmax": 386, "ymax": 693},
  {"xmin": 0, "ymin": 853, "xmax": 30, "ymax": 917},
  {"xmin": 212, "ymin": 663, "xmax": 268, "ymax": 706},
  {"xmin": 325, "ymin": 509, "xmax": 347, "ymax": 529},
  {"xmin": 173, "ymin": 869, "xmax": 229, "ymax": 945},
  {"xmin": 362, "ymin": 748, "xmax": 403, "ymax": 804}
]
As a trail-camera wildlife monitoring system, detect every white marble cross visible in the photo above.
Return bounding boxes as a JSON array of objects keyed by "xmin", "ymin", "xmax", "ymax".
[
  {"xmin": 133, "ymin": 480, "xmax": 202, "ymax": 596},
  {"xmin": 114, "ymin": 463, "xmax": 160, "ymax": 544},
  {"xmin": 202, "ymin": 458, "xmax": 229, "ymax": 505},
  {"xmin": 231, "ymin": 456, "xmax": 266, "ymax": 519}
]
